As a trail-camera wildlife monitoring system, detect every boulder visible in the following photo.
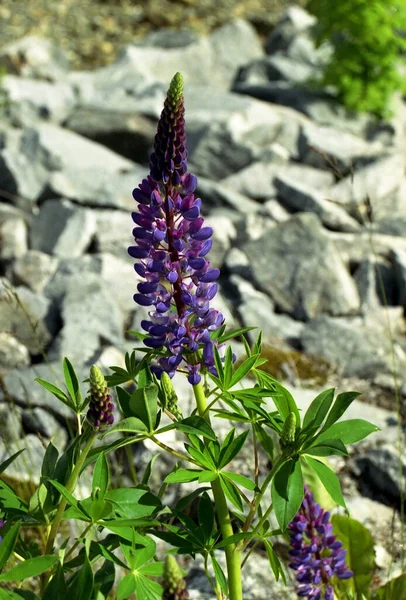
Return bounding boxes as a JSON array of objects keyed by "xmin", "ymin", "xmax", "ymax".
[
  {"xmin": 9, "ymin": 250, "xmax": 59, "ymax": 293},
  {"xmin": 30, "ymin": 199, "xmax": 96, "ymax": 258},
  {"xmin": 264, "ymin": 6, "xmax": 316, "ymax": 55},
  {"xmin": 274, "ymin": 174, "xmax": 360, "ymax": 232},
  {"xmin": 354, "ymin": 444, "xmax": 406, "ymax": 503},
  {"xmin": 65, "ymin": 107, "xmax": 155, "ymax": 163},
  {"xmin": 392, "ymin": 249, "xmax": 406, "ymax": 308},
  {"xmin": 240, "ymin": 213, "xmax": 360, "ymax": 319},
  {"xmin": 2, "ymin": 75, "xmax": 76, "ymax": 126},
  {"xmin": 0, "ymin": 36, "xmax": 70, "ymax": 81},
  {"xmin": 0, "ymin": 215, "xmax": 27, "ymax": 260},
  {"xmin": 0, "ymin": 279, "xmax": 56, "ymax": 355},
  {"xmin": 0, "ymin": 333, "xmax": 30, "ymax": 370},
  {"xmin": 301, "ymin": 316, "xmax": 401, "ymax": 379}
]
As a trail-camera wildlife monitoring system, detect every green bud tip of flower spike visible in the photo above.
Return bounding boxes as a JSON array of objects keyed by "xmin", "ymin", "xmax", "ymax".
[
  {"xmin": 168, "ymin": 72, "xmax": 184, "ymax": 105},
  {"xmin": 281, "ymin": 411, "xmax": 296, "ymax": 446},
  {"xmin": 163, "ymin": 555, "xmax": 188, "ymax": 598},
  {"xmin": 89, "ymin": 365, "xmax": 106, "ymax": 393},
  {"xmin": 161, "ymin": 372, "xmax": 183, "ymax": 420}
]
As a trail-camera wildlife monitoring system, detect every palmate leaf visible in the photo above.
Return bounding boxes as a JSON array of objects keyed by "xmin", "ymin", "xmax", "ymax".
[
  {"xmin": 302, "ymin": 388, "xmax": 335, "ymax": 433},
  {"xmin": 218, "ymin": 430, "xmax": 249, "ymax": 469}
]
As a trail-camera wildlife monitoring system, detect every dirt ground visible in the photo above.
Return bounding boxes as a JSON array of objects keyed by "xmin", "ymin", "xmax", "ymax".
[{"xmin": 0, "ymin": 0, "xmax": 306, "ymax": 69}]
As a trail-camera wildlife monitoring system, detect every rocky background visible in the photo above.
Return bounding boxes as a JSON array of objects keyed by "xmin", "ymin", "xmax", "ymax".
[{"xmin": 0, "ymin": 4, "xmax": 406, "ymax": 598}]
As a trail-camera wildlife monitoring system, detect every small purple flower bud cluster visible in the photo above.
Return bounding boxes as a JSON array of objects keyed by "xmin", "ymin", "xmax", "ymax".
[
  {"xmin": 129, "ymin": 73, "xmax": 223, "ymax": 385},
  {"xmin": 86, "ymin": 366, "xmax": 115, "ymax": 429},
  {"xmin": 288, "ymin": 486, "xmax": 353, "ymax": 600}
]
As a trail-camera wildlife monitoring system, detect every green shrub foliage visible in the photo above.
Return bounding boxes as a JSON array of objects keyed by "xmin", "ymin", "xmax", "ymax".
[{"xmin": 307, "ymin": 0, "xmax": 406, "ymax": 116}]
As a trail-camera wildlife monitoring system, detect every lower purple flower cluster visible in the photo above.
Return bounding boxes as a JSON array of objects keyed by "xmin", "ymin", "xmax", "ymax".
[
  {"xmin": 288, "ymin": 486, "xmax": 353, "ymax": 600},
  {"xmin": 130, "ymin": 173, "xmax": 223, "ymax": 384}
]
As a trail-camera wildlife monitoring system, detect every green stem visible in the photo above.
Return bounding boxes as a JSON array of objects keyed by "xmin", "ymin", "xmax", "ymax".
[
  {"xmin": 193, "ymin": 382, "xmax": 243, "ymax": 600},
  {"xmin": 45, "ymin": 432, "xmax": 97, "ymax": 555}
]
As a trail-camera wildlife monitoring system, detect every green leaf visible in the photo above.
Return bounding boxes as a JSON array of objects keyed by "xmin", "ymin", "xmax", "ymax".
[
  {"xmin": 221, "ymin": 472, "xmax": 258, "ymax": 491},
  {"xmin": 375, "ymin": 574, "xmax": 406, "ymax": 600},
  {"xmin": 42, "ymin": 563, "xmax": 67, "ymax": 600},
  {"xmin": 172, "ymin": 416, "xmax": 216, "ymax": 441},
  {"xmin": 223, "ymin": 345, "xmax": 234, "ymax": 390},
  {"xmin": 215, "ymin": 326, "xmax": 257, "ymax": 344},
  {"xmin": 67, "ymin": 553, "xmax": 94, "ymax": 600},
  {"xmin": 116, "ymin": 386, "xmax": 132, "ymax": 418},
  {"xmin": 302, "ymin": 388, "xmax": 335, "ymax": 431},
  {"xmin": 164, "ymin": 469, "xmax": 202, "ymax": 484},
  {"xmin": 93, "ymin": 560, "xmax": 115, "ymax": 597},
  {"xmin": 229, "ymin": 354, "xmax": 260, "ymax": 388},
  {"xmin": 141, "ymin": 454, "xmax": 159, "ymax": 486},
  {"xmin": 41, "ymin": 441, "xmax": 59, "ymax": 479},
  {"xmin": 198, "ymin": 471, "xmax": 218, "ymax": 483},
  {"xmin": 92, "ymin": 453, "xmax": 109, "ymax": 498},
  {"xmin": 305, "ymin": 439, "xmax": 348, "ymax": 457},
  {"xmin": 48, "ymin": 480, "xmax": 79, "ymax": 510},
  {"xmin": 35, "ymin": 378, "xmax": 74, "ymax": 411},
  {"xmin": 315, "ymin": 419, "xmax": 379, "ymax": 445},
  {"xmin": 304, "ymin": 456, "xmax": 346, "ymax": 508},
  {"xmin": 271, "ymin": 458, "xmax": 303, "ymax": 531},
  {"xmin": 211, "ymin": 553, "xmax": 228, "ymax": 597},
  {"xmin": 139, "ymin": 562, "xmax": 164, "ymax": 577},
  {"xmin": 263, "ymin": 539, "xmax": 286, "ymax": 584},
  {"xmin": 0, "ymin": 555, "xmax": 59, "ymax": 582},
  {"xmin": 218, "ymin": 430, "xmax": 249, "ymax": 469},
  {"xmin": 0, "ymin": 450, "xmax": 25, "ymax": 475},
  {"xmin": 117, "ymin": 573, "xmax": 136, "ymax": 600},
  {"xmin": 213, "ymin": 345, "xmax": 225, "ymax": 387},
  {"xmin": 129, "ymin": 384, "xmax": 158, "ymax": 432},
  {"xmin": 254, "ymin": 423, "xmax": 274, "ymax": 461},
  {"xmin": 0, "ymin": 522, "xmax": 21, "ymax": 571},
  {"xmin": 214, "ymin": 532, "xmax": 252, "ymax": 549},
  {"xmin": 219, "ymin": 476, "xmax": 243, "ymax": 512},
  {"xmin": 102, "ymin": 417, "xmax": 148, "ymax": 437},
  {"xmin": 300, "ymin": 456, "xmax": 336, "ymax": 510},
  {"xmin": 198, "ymin": 492, "xmax": 214, "ymax": 543},
  {"xmin": 257, "ymin": 373, "xmax": 300, "ymax": 426},
  {"xmin": 104, "ymin": 488, "xmax": 161, "ymax": 519},
  {"xmin": 331, "ymin": 515, "xmax": 375, "ymax": 597},
  {"xmin": 134, "ymin": 575, "xmax": 162, "ymax": 600},
  {"xmin": 63, "ymin": 358, "xmax": 82, "ymax": 410},
  {"xmin": 185, "ymin": 445, "xmax": 216, "ymax": 470},
  {"xmin": 321, "ymin": 391, "xmax": 361, "ymax": 431}
]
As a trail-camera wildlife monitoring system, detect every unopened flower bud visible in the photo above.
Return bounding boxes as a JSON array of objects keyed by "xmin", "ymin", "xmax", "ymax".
[
  {"xmin": 162, "ymin": 555, "xmax": 189, "ymax": 600},
  {"xmin": 86, "ymin": 366, "xmax": 114, "ymax": 429}
]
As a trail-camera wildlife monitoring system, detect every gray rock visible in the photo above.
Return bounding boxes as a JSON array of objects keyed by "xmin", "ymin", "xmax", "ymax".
[
  {"xmin": 301, "ymin": 316, "xmax": 398, "ymax": 379},
  {"xmin": 93, "ymin": 210, "xmax": 133, "ymax": 258},
  {"xmin": 354, "ymin": 258, "xmax": 383, "ymax": 314},
  {"xmin": 237, "ymin": 211, "xmax": 277, "ymax": 242},
  {"xmin": 0, "ymin": 279, "xmax": 56, "ymax": 354},
  {"xmin": 0, "ymin": 127, "xmax": 49, "ymax": 207},
  {"xmin": 354, "ymin": 444, "xmax": 406, "ymax": 502},
  {"xmin": 30, "ymin": 199, "xmax": 96, "ymax": 258},
  {"xmin": 262, "ymin": 199, "xmax": 291, "ymax": 222},
  {"xmin": 298, "ymin": 123, "xmax": 384, "ymax": 174},
  {"xmin": 0, "ymin": 403, "xmax": 23, "ymax": 443},
  {"xmin": 392, "ymin": 249, "xmax": 406, "ymax": 307},
  {"xmin": 264, "ymin": 5, "xmax": 316, "ymax": 55},
  {"xmin": 274, "ymin": 175, "xmax": 360, "ymax": 232},
  {"xmin": 225, "ymin": 247, "xmax": 252, "ymax": 279},
  {"xmin": 238, "ymin": 54, "xmax": 317, "ymax": 86},
  {"xmin": 9, "ymin": 250, "xmax": 58, "ymax": 293},
  {"xmin": 0, "ymin": 36, "xmax": 70, "ymax": 81},
  {"xmin": 2, "ymin": 362, "xmax": 79, "ymax": 419},
  {"xmin": 0, "ymin": 215, "xmax": 27, "ymax": 260},
  {"xmin": 65, "ymin": 107, "xmax": 155, "ymax": 163},
  {"xmin": 2, "ymin": 75, "xmax": 76, "ymax": 126},
  {"xmin": 205, "ymin": 213, "xmax": 237, "ymax": 269},
  {"xmin": 329, "ymin": 154, "xmax": 406, "ymax": 210},
  {"xmin": 22, "ymin": 407, "xmax": 68, "ymax": 451},
  {"xmin": 117, "ymin": 20, "xmax": 263, "ymax": 91},
  {"xmin": 49, "ymin": 276, "xmax": 125, "ymax": 364},
  {"xmin": 196, "ymin": 177, "xmax": 259, "ymax": 215},
  {"xmin": 188, "ymin": 120, "xmax": 255, "ymax": 180},
  {"xmin": 230, "ymin": 275, "xmax": 303, "ymax": 344},
  {"xmin": 328, "ymin": 230, "xmax": 406, "ymax": 264},
  {"xmin": 221, "ymin": 161, "xmax": 333, "ymax": 202},
  {"xmin": 0, "ymin": 434, "xmax": 45, "ymax": 485},
  {"xmin": 240, "ymin": 213, "xmax": 360, "ymax": 319},
  {"xmin": 0, "ymin": 333, "xmax": 30, "ymax": 370}
]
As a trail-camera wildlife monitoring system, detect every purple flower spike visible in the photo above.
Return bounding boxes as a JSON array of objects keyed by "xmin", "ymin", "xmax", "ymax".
[
  {"xmin": 86, "ymin": 366, "xmax": 115, "ymax": 429},
  {"xmin": 129, "ymin": 73, "xmax": 224, "ymax": 384},
  {"xmin": 288, "ymin": 486, "xmax": 353, "ymax": 600}
]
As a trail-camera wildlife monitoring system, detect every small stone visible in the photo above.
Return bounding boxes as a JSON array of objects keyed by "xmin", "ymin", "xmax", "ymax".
[
  {"xmin": 0, "ymin": 216, "xmax": 27, "ymax": 260},
  {"xmin": 0, "ymin": 333, "xmax": 30, "ymax": 370},
  {"xmin": 10, "ymin": 250, "xmax": 58, "ymax": 293}
]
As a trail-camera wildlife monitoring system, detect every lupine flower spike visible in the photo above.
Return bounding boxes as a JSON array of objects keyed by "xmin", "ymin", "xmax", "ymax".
[
  {"xmin": 86, "ymin": 365, "xmax": 114, "ymax": 429},
  {"xmin": 162, "ymin": 555, "xmax": 189, "ymax": 600},
  {"xmin": 289, "ymin": 486, "xmax": 353, "ymax": 600},
  {"xmin": 129, "ymin": 72, "xmax": 223, "ymax": 385}
]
